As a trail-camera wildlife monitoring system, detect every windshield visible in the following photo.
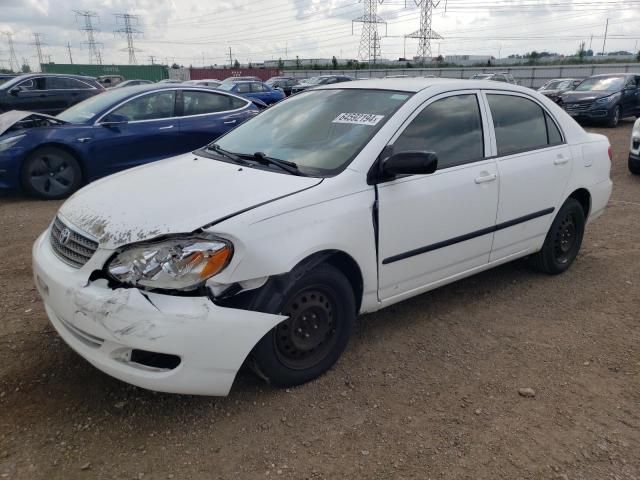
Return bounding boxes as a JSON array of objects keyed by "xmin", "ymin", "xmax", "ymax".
[
  {"xmin": 209, "ymin": 89, "xmax": 411, "ymax": 175},
  {"xmin": 57, "ymin": 89, "xmax": 135, "ymax": 123},
  {"xmin": 541, "ymin": 80, "xmax": 562, "ymax": 90},
  {"xmin": 472, "ymin": 74, "xmax": 491, "ymax": 80},
  {"xmin": 574, "ymin": 76, "xmax": 625, "ymax": 92}
]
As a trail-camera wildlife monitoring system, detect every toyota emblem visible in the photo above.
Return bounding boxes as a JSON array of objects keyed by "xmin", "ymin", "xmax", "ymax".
[{"xmin": 59, "ymin": 228, "xmax": 72, "ymax": 246}]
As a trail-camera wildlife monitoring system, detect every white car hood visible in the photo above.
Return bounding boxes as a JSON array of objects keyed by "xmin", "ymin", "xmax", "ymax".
[{"xmin": 59, "ymin": 153, "xmax": 322, "ymax": 249}]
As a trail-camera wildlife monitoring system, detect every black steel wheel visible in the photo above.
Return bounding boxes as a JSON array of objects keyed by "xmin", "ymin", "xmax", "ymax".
[
  {"xmin": 21, "ymin": 147, "xmax": 82, "ymax": 199},
  {"xmin": 528, "ymin": 198, "xmax": 585, "ymax": 275},
  {"xmin": 250, "ymin": 263, "xmax": 356, "ymax": 388}
]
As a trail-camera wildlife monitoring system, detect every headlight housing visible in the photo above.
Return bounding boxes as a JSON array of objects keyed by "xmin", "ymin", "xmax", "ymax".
[
  {"xmin": 594, "ymin": 93, "xmax": 621, "ymax": 106},
  {"xmin": 107, "ymin": 235, "xmax": 233, "ymax": 291},
  {"xmin": 0, "ymin": 134, "xmax": 26, "ymax": 152}
]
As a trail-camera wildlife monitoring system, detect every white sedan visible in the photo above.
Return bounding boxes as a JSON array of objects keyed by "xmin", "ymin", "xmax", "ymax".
[{"xmin": 32, "ymin": 78, "xmax": 613, "ymax": 395}]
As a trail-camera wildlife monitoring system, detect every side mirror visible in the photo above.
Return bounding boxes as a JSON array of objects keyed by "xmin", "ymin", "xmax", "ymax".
[
  {"xmin": 382, "ymin": 151, "xmax": 438, "ymax": 177},
  {"xmin": 9, "ymin": 87, "xmax": 21, "ymax": 96},
  {"xmin": 100, "ymin": 113, "xmax": 129, "ymax": 127}
]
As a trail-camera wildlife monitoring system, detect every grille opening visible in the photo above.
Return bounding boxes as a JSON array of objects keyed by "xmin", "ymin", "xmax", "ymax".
[
  {"xmin": 49, "ymin": 217, "xmax": 98, "ymax": 268},
  {"xmin": 130, "ymin": 350, "xmax": 181, "ymax": 370}
]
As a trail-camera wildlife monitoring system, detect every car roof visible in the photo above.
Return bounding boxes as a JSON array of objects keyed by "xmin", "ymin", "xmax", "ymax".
[
  {"xmin": 16, "ymin": 73, "xmax": 96, "ymax": 80},
  {"xmin": 590, "ymin": 73, "xmax": 635, "ymax": 78},
  {"xmin": 318, "ymin": 77, "xmax": 527, "ymax": 93}
]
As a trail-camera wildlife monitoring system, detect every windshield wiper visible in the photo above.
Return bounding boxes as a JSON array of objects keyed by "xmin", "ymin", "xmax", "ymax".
[
  {"xmin": 205, "ymin": 144, "xmax": 250, "ymax": 166},
  {"xmin": 250, "ymin": 152, "xmax": 302, "ymax": 176}
]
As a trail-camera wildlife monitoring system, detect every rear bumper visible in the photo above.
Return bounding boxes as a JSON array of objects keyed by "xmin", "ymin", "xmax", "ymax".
[
  {"xmin": 587, "ymin": 178, "xmax": 613, "ymax": 223},
  {"xmin": 32, "ymin": 230, "xmax": 286, "ymax": 396}
]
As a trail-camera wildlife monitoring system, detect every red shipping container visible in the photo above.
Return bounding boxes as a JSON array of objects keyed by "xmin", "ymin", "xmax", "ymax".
[{"xmin": 189, "ymin": 68, "xmax": 282, "ymax": 82}]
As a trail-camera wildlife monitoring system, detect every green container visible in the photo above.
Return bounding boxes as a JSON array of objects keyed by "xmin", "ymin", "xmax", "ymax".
[{"xmin": 40, "ymin": 63, "xmax": 168, "ymax": 81}]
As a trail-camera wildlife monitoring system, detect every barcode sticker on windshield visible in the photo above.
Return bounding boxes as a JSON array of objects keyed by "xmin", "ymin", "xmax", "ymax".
[{"xmin": 332, "ymin": 113, "xmax": 384, "ymax": 126}]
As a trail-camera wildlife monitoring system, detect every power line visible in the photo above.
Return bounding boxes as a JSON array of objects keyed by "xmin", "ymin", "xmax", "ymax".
[
  {"xmin": 405, "ymin": 0, "xmax": 442, "ymax": 64},
  {"xmin": 114, "ymin": 13, "xmax": 142, "ymax": 65},
  {"xmin": 3, "ymin": 32, "xmax": 20, "ymax": 73},
  {"xmin": 74, "ymin": 10, "xmax": 103, "ymax": 65},
  {"xmin": 353, "ymin": 0, "xmax": 387, "ymax": 63}
]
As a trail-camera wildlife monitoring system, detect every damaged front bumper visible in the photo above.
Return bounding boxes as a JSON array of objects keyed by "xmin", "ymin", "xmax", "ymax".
[{"xmin": 32, "ymin": 231, "xmax": 286, "ymax": 396}]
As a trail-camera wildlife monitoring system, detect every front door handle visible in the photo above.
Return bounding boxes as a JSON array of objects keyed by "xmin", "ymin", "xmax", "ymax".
[
  {"xmin": 158, "ymin": 125, "xmax": 174, "ymax": 130},
  {"xmin": 474, "ymin": 173, "xmax": 497, "ymax": 184},
  {"xmin": 224, "ymin": 120, "xmax": 237, "ymax": 125},
  {"xmin": 554, "ymin": 154, "xmax": 569, "ymax": 165}
]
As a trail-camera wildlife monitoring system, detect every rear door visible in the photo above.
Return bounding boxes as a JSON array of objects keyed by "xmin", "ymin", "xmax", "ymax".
[
  {"xmin": 179, "ymin": 89, "xmax": 254, "ymax": 149},
  {"xmin": 621, "ymin": 76, "xmax": 639, "ymax": 116},
  {"xmin": 88, "ymin": 90, "xmax": 180, "ymax": 176},
  {"xmin": 483, "ymin": 91, "xmax": 572, "ymax": 261}
]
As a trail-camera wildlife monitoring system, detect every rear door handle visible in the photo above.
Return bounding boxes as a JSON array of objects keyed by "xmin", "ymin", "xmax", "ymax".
[
  {"xmin": 474, "ymin": 173, "xmax": 497, "ymax": 184},
  {"xmin": 224, "ymin": 120, "xmax": 237, "ymax": 125},
  {"xmin": 158, "ymin": 125, "xmax": 174, "ymax": 130},
  {"xmin": 554, "ymin": 154, "xmax": 569, "ymax": 165}
]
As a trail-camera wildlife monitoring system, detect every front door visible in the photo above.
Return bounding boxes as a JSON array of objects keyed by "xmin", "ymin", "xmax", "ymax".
[
  {"xmin": 377, "ymin": 92, "xmax": 499, "ymax": 302},
  {"xmin": 621, "ymin": 76, "xmax": 640, "ymax": 116},
  {"xmin": 88, "ymin": 90, "xmax": 180, "ymax": 177}
]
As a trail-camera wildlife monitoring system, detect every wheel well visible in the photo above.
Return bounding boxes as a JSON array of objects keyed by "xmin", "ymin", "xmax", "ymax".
[
  {"xmin": 23, "ymin": 143, "xmax": 86, "ymax": 183},
  {"xmin": 568, "ymin": 188, "xmax": 591, "ymax": 218},
  {"xmin": 297, "ymin": 250, "xmax": 364, "ymax": 314}
]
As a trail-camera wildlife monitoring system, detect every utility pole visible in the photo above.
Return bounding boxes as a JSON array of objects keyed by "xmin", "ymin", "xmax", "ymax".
[
  {"xmin": 589, "ymin": 34, "xmax": 593, "ymax": 51},
  {"xmin": 228, "ymin": 47, "xmax": 233, "ymax": 68},
  {"xmin": 74, "ymin": 10, "xmax": 103, "ymax": 64},
  {"xmin": 352, "ymin": 0, "xmax": 386, "ymax": 64},
  {"xmin": 405, "ymin": 0, "xmax": 442, "ymax": 66},
  {"xmin": 114, "ymin": 13, "xmax": 142, "ymax": 65},
  {"xmin": 148, "ymin": 55, "xmax": 156, "ymax": 65},
  {"xmin": 3, "ymin": 32, "xmax": 20, "ymax": 73},
  {"xmin": 601, "ymin": 18, "xmax": 609, "ymax": 56},
  {"xmin": 32, "ymin": 33, "xmax": 46, "ymax": 71},
  {"xmin": 67, "ymin": 42, "xmax": 73, "ymax": 64}
]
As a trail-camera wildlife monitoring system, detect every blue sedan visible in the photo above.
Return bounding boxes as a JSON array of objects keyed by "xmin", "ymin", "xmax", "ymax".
[
  {"xmin": 0, "ymin": 84, "xmax": 259, "ymax": 199},
  {"xmin": 219, "ymin": 80, "xmax": 285, "ymax": 105}
]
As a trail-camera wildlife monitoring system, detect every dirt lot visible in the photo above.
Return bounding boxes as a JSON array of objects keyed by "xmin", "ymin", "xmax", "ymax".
[{"xmin": 0, "ymin": 121, "xmax": 639, "ymax": 480}]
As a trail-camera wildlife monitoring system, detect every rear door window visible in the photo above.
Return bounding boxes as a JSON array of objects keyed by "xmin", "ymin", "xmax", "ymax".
[
  {"xmin": 487, "ymin": 94, "xmax": 560, "ymax": 155},
  {"xmin": 183, "ymin": 90, "xmax": 244, "ymax": 115}
]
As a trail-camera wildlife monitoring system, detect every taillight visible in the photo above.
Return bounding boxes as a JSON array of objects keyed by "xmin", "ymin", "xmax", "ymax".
[{"xmin": 608, "ymin": 146, "xmax": 613, "ymax": 161}]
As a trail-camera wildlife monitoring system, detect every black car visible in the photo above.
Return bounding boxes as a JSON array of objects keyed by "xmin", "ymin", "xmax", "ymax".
[
  {"xmin": 560, "ymin": 74, "xmax": 640, "ymax": 127},
  {"xmin": 0, "ymin": 74, "xmax": 104, "ymax": 115},
  {"xmin": 265, "ymin": 76, "xmax": 299, "ymax": 96},
  {"xmin": 0, "ymin": 74, "xmax": 19, "ymax": 87},
  {"xmin": 290, "ymin": 75, "xmax": 353, "ymax": 94},
  {"xmin": 537, "ymin": 78, "xmax": 582, "ymax": 102}
]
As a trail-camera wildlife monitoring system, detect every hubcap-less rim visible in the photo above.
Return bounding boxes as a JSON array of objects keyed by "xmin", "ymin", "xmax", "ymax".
[
  {"xmin": 553, "ymin": 213, "xmax": 577, "ymax": 264},
  {"xmin": 613, "ymin": 108, "xmax": 620, "ymax": 125},
  {"xmin": 28, "ymin": 154, "xmax": 74, "ymax": 196},
  {"xmin": 274, "ymin": 287, "xmax": 338, "ymax": 370}
]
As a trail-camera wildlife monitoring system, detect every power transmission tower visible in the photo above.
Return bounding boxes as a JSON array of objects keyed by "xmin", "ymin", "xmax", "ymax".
[
  {"xmin": 67, "ymin": 42, "xmax": 74, "ymax": 64},
  {"xmin": 148, "ymin": 55, "xmax": 156, "ymax": 65},
  {"xmin": 352, "ymin": 0, "xmax": 387, "ymax": 64},
  {"xmin": 114, "ymin": 13, "xmax": 142, "ymax": 65},
  {"xmin": 3, "ymin": 32, "xmax": 20, "ymax": 72},
  {"xmin": 31, "ymin": 33, "xmax": 46, "ymax": 71},
  {"xmin": 74, "ymin": 10, "xmax": 103, "ymax": 65},
  {"xmin": 405, "ymin": 0, "xmax": 442, "ymax": 65}
]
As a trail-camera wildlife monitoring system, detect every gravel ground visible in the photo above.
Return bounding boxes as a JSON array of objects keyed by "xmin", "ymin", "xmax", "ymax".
[{"xmin": 0, "ymin": 121, "xmax": 638, "ymax": 480}]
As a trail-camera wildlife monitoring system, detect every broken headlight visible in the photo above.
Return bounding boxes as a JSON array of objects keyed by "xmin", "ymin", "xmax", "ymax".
[{"xmin": 107, "ymin": 235, "xmax": 233, "ymax": 290}]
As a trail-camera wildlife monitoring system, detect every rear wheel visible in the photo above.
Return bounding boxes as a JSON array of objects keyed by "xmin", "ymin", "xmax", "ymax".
[
  {"xmin": 528, "ymin": 198, "xmax": 585, "ymax": 275},
  {"xmin": 21, "ymin": 147, "xmax": 82, "ymax": 200},
  {"xmin": 629, "ymin": 156, "xmax": 640, "ymax": 175},
  {"xmin": 250, "ymin": 264, "xmax": 355, "ymax": 388}
]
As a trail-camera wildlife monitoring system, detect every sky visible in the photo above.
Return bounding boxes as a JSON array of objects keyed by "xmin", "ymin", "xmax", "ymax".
[{"xmin": 1, "ymin": 0, "xmax": 640, "ymax": 69}]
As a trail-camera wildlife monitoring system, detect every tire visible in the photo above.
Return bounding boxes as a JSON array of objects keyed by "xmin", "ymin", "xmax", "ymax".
[
  {"xmin": 249, "ymin": 263, "xmax": 356, "ymax": 388},
  {"xmin": 21, "ymin": 146, "xmax": 82, "ymax": 200},
  {"xmin": 528, "ymin": 198, "xmax": 585, "ymax": 275},
  {"xmin": 607, "ymin": 105, "xmax": 621, "ymax": 128},
  {"xmin": 629, "ymin": 156, "xmax": 640, "ymax": 175}
]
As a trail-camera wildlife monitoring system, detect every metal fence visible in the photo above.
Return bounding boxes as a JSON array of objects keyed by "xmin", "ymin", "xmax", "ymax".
[{"xmin": 284, "ymin": 63, "xmax": 640, "ymax": 89}]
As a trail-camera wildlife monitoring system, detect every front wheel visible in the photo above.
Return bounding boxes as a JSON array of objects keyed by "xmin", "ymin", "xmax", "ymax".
[
  {"xmin": 250, "ymin": 264, "xmax": 356, "ymax": 388},
  {"xmin": 21, "ymin": 146, "xmax": 82, "ymax": 200},
  {"xmin": 528, "ymin": 198, "xmax": 585, "ymax": 275},
  {"xmin": 607, "ymin": 105, "xmax": 621, "ymax": 128},
  {"xmin": 629, "ymin": 156, "xmax": 640, "ymax": 175}
]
